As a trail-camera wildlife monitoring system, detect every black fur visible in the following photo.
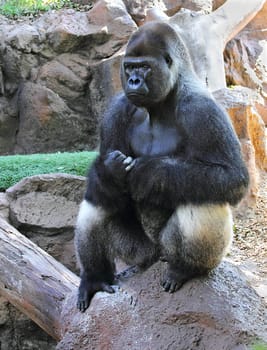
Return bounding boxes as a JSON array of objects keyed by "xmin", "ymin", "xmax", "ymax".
[{"xmin": 75, "ymin": 22, "xmax": 249, "ymax": 311}]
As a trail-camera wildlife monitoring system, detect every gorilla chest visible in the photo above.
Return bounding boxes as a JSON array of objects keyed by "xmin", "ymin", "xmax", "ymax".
[{"xmin": 129, "ymin": 116, "xmax": 182, "ymax": 157}]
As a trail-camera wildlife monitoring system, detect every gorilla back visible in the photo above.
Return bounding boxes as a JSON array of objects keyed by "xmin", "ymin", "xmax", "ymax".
[{"xmin": 75, "ymin": 21, "xmax": 249, "ymax": 312}]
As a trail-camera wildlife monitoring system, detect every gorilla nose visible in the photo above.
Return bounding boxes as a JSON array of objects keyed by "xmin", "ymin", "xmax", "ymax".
[{"xmin": 128, "ymin": 76, "xmax": 143, "ymax": 90}]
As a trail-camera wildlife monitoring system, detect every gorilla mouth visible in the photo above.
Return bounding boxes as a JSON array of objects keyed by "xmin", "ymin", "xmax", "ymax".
[
  {"xmin": 127, "ymin": 91, "xmax": 147, "ymax": 97},
  {"xmin": 126, "ymin": 92, "xmax": 148, "ymax": 106},
  {"xmin": 126, "ymin": 91, "xmax": 148, "ymax": 100}
]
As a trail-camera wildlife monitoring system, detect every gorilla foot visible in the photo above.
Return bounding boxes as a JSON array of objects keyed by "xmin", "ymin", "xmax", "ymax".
[
  {"xmin": 161, "ymin": 268, "xmax": 190, "ymax": 293},
  {"xmin": 77, "ymin": 279, "xmax": 115, "ymax": 312},
  {"xmin": 115, "ymin": 265, "xmax": 141, "ymax": 281}
]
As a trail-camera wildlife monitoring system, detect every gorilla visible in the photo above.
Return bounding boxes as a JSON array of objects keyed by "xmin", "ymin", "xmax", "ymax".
[{"xmin": 75, "ymin": 21, "xmax": 249, "ymax": 312}]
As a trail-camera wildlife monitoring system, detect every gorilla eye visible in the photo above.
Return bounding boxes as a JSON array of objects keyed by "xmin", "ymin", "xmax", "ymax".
[{"xmin": 164, "ymin": 54, "xmax": 172, "ymax": 67}]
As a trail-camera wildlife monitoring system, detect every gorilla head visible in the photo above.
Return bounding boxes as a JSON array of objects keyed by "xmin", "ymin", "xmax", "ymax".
[{"xmin": 120, "ymin": 22, "xmax": 188, "ymax": 107}]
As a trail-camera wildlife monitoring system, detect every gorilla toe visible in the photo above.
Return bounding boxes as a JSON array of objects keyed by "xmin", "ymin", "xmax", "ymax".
[
  {"xmin": 77, "ymin": 280, "xmax": 115, "ymax": 312},
  {"xmin": 161, "ymin": 269, "xmax": 189, "ymax": 293}
]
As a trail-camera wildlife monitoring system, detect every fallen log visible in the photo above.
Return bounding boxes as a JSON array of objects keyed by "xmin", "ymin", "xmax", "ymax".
[{"xmin": 0, "ymin": 217, "xmax": 79, "ymax": 341}]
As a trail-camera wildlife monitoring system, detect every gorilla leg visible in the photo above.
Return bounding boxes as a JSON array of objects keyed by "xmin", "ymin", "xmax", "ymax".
[
  {"xmin": 160, "ymin": 204, "xmax": 233, "ymax": 292},
  {"xmin": 75, "ymin": 199, "xmax": 159, "ymax": 311}
]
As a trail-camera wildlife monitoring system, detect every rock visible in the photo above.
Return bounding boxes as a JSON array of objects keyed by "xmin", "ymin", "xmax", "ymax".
[
  {"xmin": 0, "ymin": 6, "xmax": 136, "ymax": 155},
  {"xmin": 212, "ymin": 0, "xmax": 225, "ymax": 10},
  {"xmin": 0, "ymin": 193, "xmax": 9, "ymax": 221},
  {"xmin": 88, "ymin": 50, "xmax": 125, "ymax": 123},
  {"xmin": 0, "ymin": 297, "xmax": 56, "ymax": 350},
  {"xmin": 162, "ymin": 0, "xmax": 213, "ymax": 14},
  {"xmin": 15, "ymin": 82, "xmax": 97, "ymax": 153},
  {"xmin": 87, "ymin": 0, "xmax": 137, "ymax": 48},
  {"xmin": 214, "ymin": 86, "xmax": 267, "ymax": 209},
  {"xmin": 6, "ymin": 173, "xmax": 86, "ymax": 271},
  {"xmin": 0, "ymin": 96, "xmax": 18, "ymax": 154},
  {"xmin": 224, "ymin": 1, "xmax": 267, "ymax": 123},
  {"xmin": 57, "ymin": 261, "xmax": 267, "ymax": 350},
  {"xmin": 123, "ymin": 0, "xmax": 213, "ymax": 24}
]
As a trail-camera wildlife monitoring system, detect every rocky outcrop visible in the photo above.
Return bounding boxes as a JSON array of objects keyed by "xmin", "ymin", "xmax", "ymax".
[
  {"xmin": 6, "ymin": 173, "xmax": 86, "ymax": 271},
  {"xmin": 0, "ymin": 3, "xmax": 137, "ymax": 155},
  {"xmin": 0, "ymin": 0, "xmax": 266, "ymax": 159},
  {"xmin": 57, "ymin": 261, "xmax": 267, "ymax": 350},
  {"xmin": 0, "ymin": 295, "xmax": 56, "ymax": 350},
  {"xmin": 224, "ymin": 0, "xmax": 267, "ymax": 123},
  {"xmin": 214, "ymin": 86, "xmax": 267, "ymax": 208}
]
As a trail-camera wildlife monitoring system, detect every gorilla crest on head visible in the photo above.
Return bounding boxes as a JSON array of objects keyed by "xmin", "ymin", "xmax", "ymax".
[{"xmin": 74, "ymin": 21, "xmax": 249, "ymax": 312}]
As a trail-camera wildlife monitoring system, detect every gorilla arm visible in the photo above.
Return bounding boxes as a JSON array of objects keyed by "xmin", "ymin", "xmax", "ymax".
[
  {"xmin": 84, "ymin": 94, "xmax": 135, "ymax": 211},
  {"xmin": 128, "ymin": 98, "xmax": 249, "ymax": 209}
]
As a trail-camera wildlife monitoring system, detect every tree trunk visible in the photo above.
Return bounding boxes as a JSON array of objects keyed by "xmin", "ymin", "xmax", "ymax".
[
  {"xmin": 147, "ymin": 0, "xmax": 266, "ymax": 91},
  {"xmin": 0, "ymin": 217, "xmax": 79, "ymax": 341}
]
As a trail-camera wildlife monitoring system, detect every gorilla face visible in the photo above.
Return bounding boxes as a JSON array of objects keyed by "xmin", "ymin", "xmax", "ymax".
[{"xmin": 121, "ymin": 22, "xmax": 179, "ymax": 107}]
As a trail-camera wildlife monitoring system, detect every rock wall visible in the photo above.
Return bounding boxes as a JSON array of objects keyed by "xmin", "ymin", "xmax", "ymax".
[
  {"xmin": 0, "ymin": 1, "xmax": 137, "ymax": 154},
  {"xmin": 224, "ymin": 0, "xmax": 267, "ymax": 124},
  {"xmin": 0, "ymin": 0, "xmax": 266, "ymax": 157}
]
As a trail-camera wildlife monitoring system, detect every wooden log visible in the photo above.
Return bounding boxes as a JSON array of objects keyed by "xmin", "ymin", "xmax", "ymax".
[
  {"xmin": 0, "ymin": 217, "xmax": 79, "ymax": 341},
  {"xmin": 211, "ymin": 0, "xmax": 266, "ymax": 43}
]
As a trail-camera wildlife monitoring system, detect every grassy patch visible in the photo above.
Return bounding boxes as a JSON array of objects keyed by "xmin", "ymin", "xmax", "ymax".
[
  {"xmin": 0, "ymin": 0, "xmax": 73, "ymax": 17},
  {"xmin": 252, "ymin": 343, "xmax": 267, "ymax": 350},
  {"xmin": 0, "ymin": 151, "xmax": 98, "ymax": 191}
]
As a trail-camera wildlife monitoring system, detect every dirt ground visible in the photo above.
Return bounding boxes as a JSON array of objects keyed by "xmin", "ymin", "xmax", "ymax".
[{"xmin": 230, "ymin": 170, "xmax": 267, "ymax": 301}]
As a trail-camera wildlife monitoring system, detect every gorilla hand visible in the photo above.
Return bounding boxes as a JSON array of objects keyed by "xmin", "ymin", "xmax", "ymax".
[
  {"xmin": 128, "ymin": 157, "xmax": 172, "ymax": 207},
  {"xmin": 104, "ymin": 150, "xmax": 136, "ymax": 184}
]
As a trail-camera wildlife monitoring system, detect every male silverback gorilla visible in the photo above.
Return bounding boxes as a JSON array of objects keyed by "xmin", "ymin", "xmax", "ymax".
[{"xmin": 75, "ymin": 21, "xmax": 249, "ymax": 312}]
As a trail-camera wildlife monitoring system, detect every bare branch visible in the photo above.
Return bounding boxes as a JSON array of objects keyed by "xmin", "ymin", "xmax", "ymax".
[
  {"xmin": 210, "ymin": 0, "xmax": 266, "ymax": 44},
  {"xmin": 166, "ymin": 0, "xmax": 266, "ymax": 90}
]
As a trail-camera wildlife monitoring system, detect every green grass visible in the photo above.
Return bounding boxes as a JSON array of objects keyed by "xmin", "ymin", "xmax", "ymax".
[
  {"xmin": 0, "ymin": 151, "xmax": 98, "ymax": 191},
  {"xmin": 0, "ymin": 0, "xmax": 73, "ymax": 17},
  {"xmin": 252, "ymin": 343, "xmax": 267, "ymax": 350}
]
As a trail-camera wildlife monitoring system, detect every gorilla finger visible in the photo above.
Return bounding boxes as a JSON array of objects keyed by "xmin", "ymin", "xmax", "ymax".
[
  {"xmin": 123, "ymin": 156, "xmax": 133, "ymax": 165},
  {"xmin": 101, "ymin": 283, "xmax": 115, "ymax": 294},
  {"xmin": 125, "ymin": 159, "xmax": 137, "ymax": 172},
  {"xmin": 77, "ymin": 298, "xmax": 89, "ymax": 312},
  {"xmin": 117, "ymin": 155, "xmax": 127, "ymax": 164},
  {"xmin": 107, "ymin": 150, "xmax": 119, "ymax": 159},
  {"xmin": 162, "ymin": 280, "xmax": 171, "ymax": 292},
  {"xmin": 168, "ymin": 282, "xmax": 178, "ymax": 293},
  {"xmin": 114, "ymin": 151, "xmax": 126, "ymax": 160},
  {"xmin": 107, "ymin": 150, "xmax": 125, "ymax": 160}
]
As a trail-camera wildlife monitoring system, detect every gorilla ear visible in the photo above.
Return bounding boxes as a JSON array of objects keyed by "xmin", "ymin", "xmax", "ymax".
[{"xmin": 164, "ymin": 54, "xmax": 173, "ymax": 67}]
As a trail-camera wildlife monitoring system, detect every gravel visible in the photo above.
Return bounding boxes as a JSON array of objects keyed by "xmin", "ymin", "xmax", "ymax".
[{"xmin": 229, "ymin": 170, "xmax": 267, "ymax": 301}]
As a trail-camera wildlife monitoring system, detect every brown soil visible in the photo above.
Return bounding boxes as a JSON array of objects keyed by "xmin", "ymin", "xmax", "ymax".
[{"xmin": 230, "ymin": 170, "xmax": 267, "ymax": 301}]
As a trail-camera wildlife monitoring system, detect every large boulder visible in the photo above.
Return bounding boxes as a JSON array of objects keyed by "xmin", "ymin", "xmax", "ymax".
[
  {"xmin": 0, "ymin": 4, "xmax": 136, "ymax": 154},
  {"xmin": 0, "ymin": 96, "xmax": 18, "ymax": 154},
  {"xmin": 6, "ymin": 173, "xmax": 86, "ymax": 271},
  {"xmin": 57, "ymin": 261, "xmax": 267, "ymax": 350},
  {"xmin": 224, "ymin": 1, "xmax": 267, "ymax": 123},
  {"xmin": 15, "ymin": 81, "xmax": 96, "ymax": 153},
  {"xmin": 214, "ymin": 86, "xmax": 267, "ymax": 209}
]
